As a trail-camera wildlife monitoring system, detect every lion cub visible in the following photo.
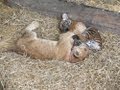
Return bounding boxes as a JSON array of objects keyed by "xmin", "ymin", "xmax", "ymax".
[{"xmin": 17, "ymin": 21, "xmax": 89, "ymax": 63}]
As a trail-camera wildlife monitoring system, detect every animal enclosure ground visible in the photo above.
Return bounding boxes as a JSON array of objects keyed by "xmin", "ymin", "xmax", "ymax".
[
  {"xmin": 67, "ymin": 0, "xmax": 120, "ymax": 12},
  {"xmin": 0, "ymin": 2, "xmax": 120, "ymax": 90}
]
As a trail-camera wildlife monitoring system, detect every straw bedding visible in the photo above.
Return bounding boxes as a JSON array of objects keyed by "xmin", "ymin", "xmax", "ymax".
[{"xmin": 0, "ymin": 2, "xmax": 120, "ymax": 90}]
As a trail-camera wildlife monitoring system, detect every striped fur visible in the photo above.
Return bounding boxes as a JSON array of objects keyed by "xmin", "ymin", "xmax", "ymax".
[
  {"xmin": 59, "ymin": 13, "xmax": 102, "ymax": 51},
  {"xmin": 83, "ymin": 27, "xmax": 102, "ymax": 48}
]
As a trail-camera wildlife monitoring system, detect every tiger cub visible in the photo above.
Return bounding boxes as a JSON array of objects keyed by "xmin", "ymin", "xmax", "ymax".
[{"xmin": 59, "ymin": 13, "xmax": 102, "ymax": 51}]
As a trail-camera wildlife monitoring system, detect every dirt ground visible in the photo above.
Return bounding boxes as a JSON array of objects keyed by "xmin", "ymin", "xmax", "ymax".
[
  {"xmin": 67, "ymin": 0, "xmax": 120, "ymax": 12},
  {"xmin": 0, "ymin": 2, "xmax": 120, "ymax": 90}
]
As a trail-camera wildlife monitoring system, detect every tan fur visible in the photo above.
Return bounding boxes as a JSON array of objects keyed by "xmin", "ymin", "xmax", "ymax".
[
  {"xmin": 16, "ymin": 21, "xmax": 89, "ymax": 63},
  {"xmin": 69, "ymin": 21, "xmax": 87, "ymax": 41},
  {"xmin": 0, "ymin": 40, "xmax": 13, "ymax": 52},
  {"xmin": 69, "ymin": 21, "xmax": 86, "ymax": 33}
]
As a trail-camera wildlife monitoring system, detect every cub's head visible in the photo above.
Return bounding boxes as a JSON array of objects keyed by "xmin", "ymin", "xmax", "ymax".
[
  {"xmin": 59, "ymin": 13, "xmax": 72, "ymax": 33},
  {"xmin": 66, "ymin": 35, "xmax": 89, "ymax": 63}
]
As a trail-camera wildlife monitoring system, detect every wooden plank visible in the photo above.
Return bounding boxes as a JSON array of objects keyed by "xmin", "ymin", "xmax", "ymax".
[{"xmin": 5, "ymin": 0, "xmax": 120, "ymax": 34}]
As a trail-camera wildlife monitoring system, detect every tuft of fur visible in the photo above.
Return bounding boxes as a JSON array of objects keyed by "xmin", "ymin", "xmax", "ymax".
[
  {"xmin": 86, "ymin": 40, "xmax": 101, "ymax": 51},
  {"xmin": 0, "ymin": 40, "xmax": 13, "ymax": 52}
]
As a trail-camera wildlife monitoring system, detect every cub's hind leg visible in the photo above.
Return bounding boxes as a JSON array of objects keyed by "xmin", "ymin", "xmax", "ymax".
[
  {"xmin": 16, "ymin": 21, "xmax": 39, "ymax": 53},
  {"xmin": 23, "ymin": 21, "xmax": 39, "ymax": 40}
]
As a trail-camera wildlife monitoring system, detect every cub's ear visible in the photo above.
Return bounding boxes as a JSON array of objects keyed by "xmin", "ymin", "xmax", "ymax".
[
  {"xmin": 72, "ymin": 35, "xmax": 80, "ymax": 40},
  {"xmin": 72, "ymin": 35, "xmax": 82, "ymax": 46},
  {"xmin": 62, "ymin": 13, "xmax": 69, "ymax": 20}
]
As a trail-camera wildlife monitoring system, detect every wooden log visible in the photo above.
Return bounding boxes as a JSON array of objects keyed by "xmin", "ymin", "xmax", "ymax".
[{"xmin": 5, "ymin": 0, "xmax": 120, "ymax": 34}]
